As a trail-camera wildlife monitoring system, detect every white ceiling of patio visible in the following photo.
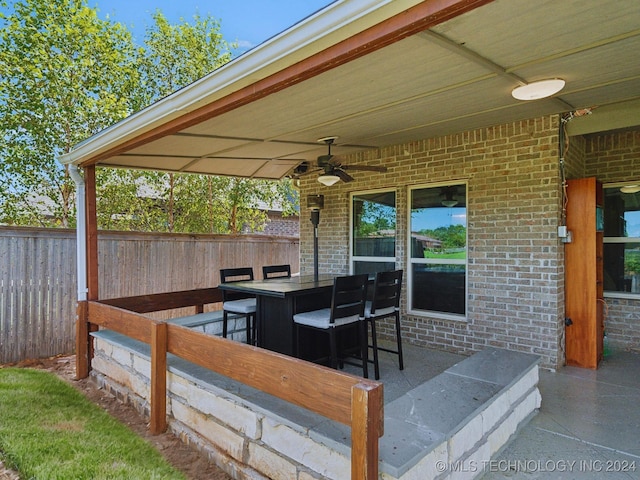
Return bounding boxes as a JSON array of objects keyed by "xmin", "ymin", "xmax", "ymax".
[{"xmin": 60, "ymin": 0, "xmax": 640, "ymax": 180}]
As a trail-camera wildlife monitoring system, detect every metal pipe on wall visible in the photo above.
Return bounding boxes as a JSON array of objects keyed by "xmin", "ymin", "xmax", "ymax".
[{"xmin": 69, "ymin": 165, "xmax": 88, "ymax": 302}]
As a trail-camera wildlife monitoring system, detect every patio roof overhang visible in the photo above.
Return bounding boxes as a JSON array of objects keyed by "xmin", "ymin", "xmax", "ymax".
[{"xmin": 58, "ymin": 0, "xmax": 640, "ymax": 180}]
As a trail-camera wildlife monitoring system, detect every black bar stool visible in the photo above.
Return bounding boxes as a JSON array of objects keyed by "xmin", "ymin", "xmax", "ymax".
[{"xmin": 220, "ymin": 267, "xmax": 257, "ymax": 345}]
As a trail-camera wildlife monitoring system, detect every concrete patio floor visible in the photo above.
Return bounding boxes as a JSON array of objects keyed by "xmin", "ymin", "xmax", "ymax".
[
  {"xmin": 484, "ymin": 344, "xmax": 640, "ymax": 480},
  {"xmin": 356, "ymin": 340, "xmax": 640, "ymax": 479}
]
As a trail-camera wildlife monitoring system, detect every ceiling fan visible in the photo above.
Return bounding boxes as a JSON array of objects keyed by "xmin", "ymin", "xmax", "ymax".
[{"xmin": 293, "ymin": 137, "xmax": 387, "ymax": 186}]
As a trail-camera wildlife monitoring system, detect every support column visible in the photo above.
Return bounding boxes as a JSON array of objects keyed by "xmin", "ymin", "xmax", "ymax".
[
  {"xmin": 150, "ymin": 321, "xmax": 168, "ymax": 434},
  {"xmin": 351, "ymin": 382, "xmax": 383, "ymax": 479},
  {"xmin": 75, "ymin": 165, "xmax": 99, "ymax": 379}
]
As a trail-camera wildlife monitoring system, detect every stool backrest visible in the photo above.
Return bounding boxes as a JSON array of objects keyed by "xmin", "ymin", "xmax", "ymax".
[
  {"xmin": 262, "ymin": 264, "xmax": 291, "ymax": 279},
  {"xmin": 220, "ymin": 267, "xmax": 254, "ymax": 301},
  {"xmin": 370, "ymin": 269, "xmax": 403, "ymax": 316},
  {"xmin": 330, "ymin": 274, "xmax": 369, "ymax": 324}
]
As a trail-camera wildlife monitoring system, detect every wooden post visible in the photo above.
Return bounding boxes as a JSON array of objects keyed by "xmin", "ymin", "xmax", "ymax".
[
  {"xmin": 565, "ymin": 177, "xmax": 604, "ymax": 368},
  {"xmin": 75, "ymin": 301, "xmax": 89, "ymax": 379},
  {"xmin": 351, "ymin": 382, "xmax": 384, "ymax": 479},
  {"xmin": 84, "ymin": 165, "xmax": 99, "ymax": 301},
  {"xmin": 150, "ymin": 321, "xmax": 168, "ymax": 434}
]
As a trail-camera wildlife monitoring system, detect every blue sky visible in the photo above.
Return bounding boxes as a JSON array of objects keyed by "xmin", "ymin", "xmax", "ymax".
[
  {"xmin": 92, "ymin": 0, "xmax": 334, "ymax": 53},
  {"xmin": 412, "ymin": 208, "xmax": 466, "ymax": 232}
]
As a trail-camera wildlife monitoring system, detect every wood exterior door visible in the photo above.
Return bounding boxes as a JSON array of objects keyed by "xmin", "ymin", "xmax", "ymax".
[{"xmin": 565, "ymin": 177, "xmax": 604, "ymax": 369}]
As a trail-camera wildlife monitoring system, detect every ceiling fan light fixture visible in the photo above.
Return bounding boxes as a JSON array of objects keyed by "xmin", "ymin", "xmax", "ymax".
[
  {"xmin": 512, "ymin": 78, "xmax": 565, "ymax": 101},
  {"xmin": 620, "ymin": 185, "xmax": 640, "ymax": 194},
  {"xmin": 317, "ymin": 135, "xmax": 339, "ymax": 144},
  {"xmin": 318, "ymin": 174, "xmax": 341, "ymax": 186},
  {"xmin": 441, "ymin": 199, "xmax": 458, "ymax": 207}
]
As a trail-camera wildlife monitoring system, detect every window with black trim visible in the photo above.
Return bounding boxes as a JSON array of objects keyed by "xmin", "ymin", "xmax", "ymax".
[
  {"xmin": 408, "ymin": 183, "xmax": 467, "ymax": 317},
  {"xmin": 603, "ymin": 185, "xmax": 640, "ymax": 295},
  {"xmin": 350, "ymin": 190, "xmax": 396, "ymax": 276}
]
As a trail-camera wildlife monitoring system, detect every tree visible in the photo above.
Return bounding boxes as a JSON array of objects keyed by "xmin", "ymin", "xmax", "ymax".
[
  {"xmin": 133, "ymin": 10, "xmax": 233, "ymax": 109},
  {"xmin": 354, "ymin": 200, "xmax": 395, "ymax": 237},
  {"xmin": 420, "ymin": 224, "xmax": 466, "ymax": 249},
  {"xmin": 96, "ymin": 11, "xmax": 299, "ymax": 235},
  {"xmin": 0, "ymin": 2, "xmax": 299, "ymax": 232},
  {"xmin": 97, "ymin": 170, "xmax": 299, "ymax": 235},
  {"xmin": 0, "ymin": 0, "xmax": 138, "ymax": 227}
]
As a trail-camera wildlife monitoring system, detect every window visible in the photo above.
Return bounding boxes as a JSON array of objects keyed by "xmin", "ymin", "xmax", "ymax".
[
  {"xmin": 603, "ymin": 185, "xmax": 640, "ymax": 296},
  {"xmin": 350, "ymin": 190, "xmax": 396, "ymax": 275},
  {"xmin": 408, "ymin": 183, "xmax": 467, "ymax": 318}
]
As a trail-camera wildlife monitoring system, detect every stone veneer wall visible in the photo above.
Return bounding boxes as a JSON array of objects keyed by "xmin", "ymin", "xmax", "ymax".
[
  {"xmin": 298, "ymin": 116, "xmax": 564, "ymax": 368},
  {"xmin": 90, "ymin": 331, "xmax": 541, "ymax": 480},
  {"xmin": 584, "ymin": 127, "xmax": 640, "ymax": 350}
]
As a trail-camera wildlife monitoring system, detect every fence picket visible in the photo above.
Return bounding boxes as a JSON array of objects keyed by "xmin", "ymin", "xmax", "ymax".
[{"xmin": 0, "ymin": 227, "xmax": 299, "ymax": 364}]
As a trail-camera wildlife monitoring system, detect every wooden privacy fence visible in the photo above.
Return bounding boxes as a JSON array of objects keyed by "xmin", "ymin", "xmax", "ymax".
[
  {"xmin": 79, "ymin": 288, "xmax": 384, "ymax": 479},
  {"xmin": 1, "ymin": 228, "xmax": 75, "ymax": 364},
  {"xmin": 0, "ymin": 227, "xmax": 299, "ymax": 364}
]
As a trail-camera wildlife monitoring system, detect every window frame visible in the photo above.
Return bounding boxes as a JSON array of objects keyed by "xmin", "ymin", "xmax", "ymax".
[
  {"xmin": 603, "ymin": 182, "xmax": 640, "ymax": 300},
  {"xmin": 349, "ymin": 188, "xmax": 397, "ymax": 275},
  {"xmin": 407, "ymin": 181, "xmax": 468, "ymax": 321}
]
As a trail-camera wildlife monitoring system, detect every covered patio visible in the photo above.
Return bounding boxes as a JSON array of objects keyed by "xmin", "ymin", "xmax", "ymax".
[{"xmin": 58, "ymin": 0, "xmax": 640, "ymax": 478}]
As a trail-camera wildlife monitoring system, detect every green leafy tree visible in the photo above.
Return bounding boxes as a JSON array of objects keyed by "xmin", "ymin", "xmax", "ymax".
[
  {"xmin": 133, "ymin": 10, "xmax": 233, "ymax": 110},
  {"xmin": 420, "ymin": 224, "xmax": 467, "ymax": 249},
  {"xmin": 0, "ymin": 2, "xmax": 299, "ymax": 231},
  {"xmin": 98, "ymin": 171, "xmax": 299, "ymax": 235},
  {"xmin": 0, "ymin": 0, "xmax": 137, "ymax": 227},
  {"xmin": 626, "ymin": 250, "xmax": 640, "ymax": 275},
  {"xmin": 354, "ymin": 201, "xmax": 395, "ymax": 237},
  {"xmin": 98, "ymin": 11, "xmax": 299, "ymax": 234}
]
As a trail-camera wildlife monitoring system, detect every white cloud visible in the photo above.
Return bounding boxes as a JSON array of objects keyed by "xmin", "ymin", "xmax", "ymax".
[{"xmin": 235, "ymin": 40, "xmax": 255, "ymax": 49}]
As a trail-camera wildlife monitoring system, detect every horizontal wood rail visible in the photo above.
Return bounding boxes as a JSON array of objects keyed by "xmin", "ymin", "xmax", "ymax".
[
  {"xmin": 88, "ymin": 301, "xmax": 156, "ymax": 344},
  {"xmin": 77, "ymin": 292, "xmax": 383, "ymax": 479},
  {"xmin": 99, "ymin": 287, "xmax": 223, "ymax": 314}
]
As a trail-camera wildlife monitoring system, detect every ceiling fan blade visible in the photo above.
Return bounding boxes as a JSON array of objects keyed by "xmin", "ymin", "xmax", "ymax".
[
  {"xmin": 342, "ymin": 164, "xmax": 388, "ymax": 172},
  {"xmin": 296, "ymin": 167, "xmax": 322, "ymax": 177},
  {"xmin": 335, "ymin": 169, "xmax": 354, "ymax": 182},
  {"xmin": 317, "ymin": 154, "xmax": 338, "ymax": 167}
]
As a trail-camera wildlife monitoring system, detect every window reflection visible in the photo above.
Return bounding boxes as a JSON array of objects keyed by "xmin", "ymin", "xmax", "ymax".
[
  {"xmin": 409, "ymin": 184, "xmax": 467, "ymax": 316},
  {"xmin": 351, "ymin": 190, "xmax": 396, "ymax": 276},
  {"xmin": 411, "ymin": 264, "xmax": 466, "ymax": 314},
  {"xmin": 604, "ymin": 186, "xmax": 640, "ymax": 294}
]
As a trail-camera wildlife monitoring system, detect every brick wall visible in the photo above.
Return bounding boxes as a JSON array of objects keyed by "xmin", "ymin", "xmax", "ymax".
[
  {"xmin": 242, "ymin": 211, "xmax": 300, "ymax": 237},
  {"xmin": 584, "ymin": 127, "xmax": 640, "ymax": 350},
  {"xmin": 299, "ymin": 115, "xmax": 565, "ymax": 368},
  {"xmin": 584, "ymin": 128, "xmax": 640, "ymax": 182},
  {"xmin": 261, "ymin": 211, "xmax": 300, "ymax": 238}
]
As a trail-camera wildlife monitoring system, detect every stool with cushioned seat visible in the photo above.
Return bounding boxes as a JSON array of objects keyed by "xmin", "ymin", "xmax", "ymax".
[
  {"xmin": 220, "ymin": 267, "xmax": 258, "ymax": 345},
  {"xmin": 365, "ymin": 269, "xmax": 403, "ymax": 380},
  {"xmin": 293, "ymin": 274, "xmax": 369, "ymax": 377}
]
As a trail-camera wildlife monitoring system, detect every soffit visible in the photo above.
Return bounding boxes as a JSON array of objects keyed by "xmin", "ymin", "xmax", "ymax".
[{"xmin": 61, "ymin": 0, "xmax": 640, "ymax": 180}]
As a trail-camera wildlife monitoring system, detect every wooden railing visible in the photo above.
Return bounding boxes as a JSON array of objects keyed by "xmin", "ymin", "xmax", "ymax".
[{"xmin": 76, "ymin": 288, "xmax": 383, "ymax": 479}]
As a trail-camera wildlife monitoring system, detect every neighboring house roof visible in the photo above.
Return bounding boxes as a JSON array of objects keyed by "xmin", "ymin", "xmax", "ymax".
[
  {"xmin": 366, "ymin": 229, "xmax": 396, "ymax": 238},
  {"xmin": 58, "ymin": 0, "xmax": 640, "ymax": 179},
  {"xmin": 412, "ymin": 233, "xmax": 442, "ymax": 246}
]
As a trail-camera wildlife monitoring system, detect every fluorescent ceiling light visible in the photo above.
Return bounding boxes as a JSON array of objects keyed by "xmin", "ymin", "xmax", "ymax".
[
  {"xmin": 317, "ymin": 174, "xmax": 340, "ymax": 186},
  {"xmin": 512, "ymin": 79, "xmax": 565, "ymax": 101}
]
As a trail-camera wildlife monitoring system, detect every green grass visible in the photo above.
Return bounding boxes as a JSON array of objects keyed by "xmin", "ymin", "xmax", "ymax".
[
  {"xmin": 0, "ymin": 368, "xmax": 186, "ymax": 480},
  {"xmin": 423, "ymin": 251, "xmax": 466, "ymax": 260}
]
